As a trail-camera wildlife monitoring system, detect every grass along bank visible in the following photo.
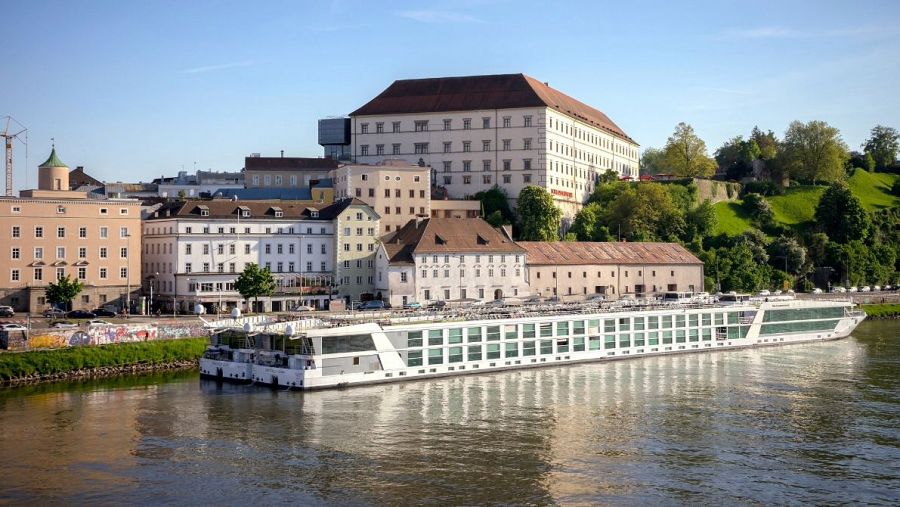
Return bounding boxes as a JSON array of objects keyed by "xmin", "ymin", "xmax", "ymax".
[
  {"xmin": 0, "ymin": 338, "xmax": 207, "ymax": 383},
  {"xmin": 861, "ymin": 303, "xmax": 900, "ymax": 319}
]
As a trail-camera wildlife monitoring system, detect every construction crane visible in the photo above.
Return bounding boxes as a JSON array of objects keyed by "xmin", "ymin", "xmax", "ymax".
[{"xmin": 1, "ymin": 116, "xmax": 28, "ymax": 197}]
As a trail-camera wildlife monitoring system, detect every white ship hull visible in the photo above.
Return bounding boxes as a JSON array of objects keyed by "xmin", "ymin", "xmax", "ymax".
[{"xmin": 200, "ymin": 299, "xmax": 866, "ymax": 390}]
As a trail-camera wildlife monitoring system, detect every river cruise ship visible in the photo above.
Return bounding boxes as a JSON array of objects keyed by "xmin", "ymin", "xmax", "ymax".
[{"xmin": 199, "ymin": 297, "xmax": 865, "ymax": 390}]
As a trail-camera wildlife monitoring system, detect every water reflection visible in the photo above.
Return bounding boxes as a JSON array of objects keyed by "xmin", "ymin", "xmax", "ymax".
[{"xmin": 1, "ymin": 321, "xmax": 898, "ymax": 505}]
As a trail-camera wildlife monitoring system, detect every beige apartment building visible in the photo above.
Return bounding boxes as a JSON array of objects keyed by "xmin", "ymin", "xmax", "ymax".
[
  {"xmin": 332, "ymin": 198, "xmax": 382, "ymax": 303},
  {"xmin": 330, "ymin": 160, "xmax": 430, "ymax": 235},
  {"xmin": 520, "ymin": 241, "xmax": 704, "ymax": 300},
  {"xmin": 0, "ymin": 148, "xmax": 142, "ymax": 312},
  {"xmin": 430, "ymin": 198, "xmax": 480, "ymax": 219}
]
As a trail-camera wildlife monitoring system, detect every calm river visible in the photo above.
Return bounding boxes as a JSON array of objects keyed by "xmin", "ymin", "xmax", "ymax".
[{"xmin": 1, "ymin": 320, "xmax": 898, "ymax": 505}]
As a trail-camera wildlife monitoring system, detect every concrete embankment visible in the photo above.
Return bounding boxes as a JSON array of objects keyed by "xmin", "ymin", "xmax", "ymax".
[{"xmin": 0, "ymin": 338, "xmax": 207, "ymax": 386}]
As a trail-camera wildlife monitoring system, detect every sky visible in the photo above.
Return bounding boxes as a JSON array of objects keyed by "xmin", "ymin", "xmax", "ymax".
[{"xmin": 2, "ymin": 0, "xmax": 899, "ymax": 191}]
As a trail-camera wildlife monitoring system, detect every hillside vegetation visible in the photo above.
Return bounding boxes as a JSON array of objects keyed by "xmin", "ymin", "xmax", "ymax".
[{"xmin": 714, "ymin": 172, "xmax": 899, "ymax": 236}]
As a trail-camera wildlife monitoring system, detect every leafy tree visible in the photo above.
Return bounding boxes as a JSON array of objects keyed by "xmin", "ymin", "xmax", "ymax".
[
  {"xmin": 751, "ymin": 126, "xmax": 779, "ymax": 160},
  {"xmin": 767, "ymin": 236, "xmax": 807, "ymax": 275},
  {"xmin": 177, "ymin": 189, "xmax": 187, "ymax": 199},
  {"xmin": 46, "ymin": 275, "xmax": 84, "ymax": 311},
  {"xmin": 815, "ymin": 182, "xmax": 871, "ymax": 243},
  {"xmin": 517, "ymin": 186, "xmax": 562, "ymax": 241},
  {"xmin": 484, "ymin": 210, "xmax": 505, "ymax": 228},
  {"xmin": 778, "ymin": 120, "xmax": 849, "ymax": 184},
  {"xmin": 563, "ymin": 232, "xmax": 578, "ymax": 242},
  {"xmin": 570, "ymin": 202, "xmax": 602, "ymax": 241},
  {"xmin": 603, "ymin": 183, "xmax": 685, "ymax": 241},
  {"xmin": 862, "ymin": 125, "xmax": 899, "ymax": 170},
  {"xmin": 685, "ymin": 200, "xmax": 718, "ymax": 241},
  {"xmin": 474, "ymin": 185, "xmax": 514, "ymax": 225},
  {"xmin": 715, "ymin": 136, "xmax": 760, "ymax": 180},
  {"xmin": 738, "ymin": 229, "xmax": 770, "ymax": 265},
  {"xmin": 640, "ymin": 147, "xmax": 667, "ymax": 175},
  {"xmin": 234, "ymin": 263, "xmax": 276, "ymax": 313},
  {"xmin": 742, "ymin": 192, "xmax": 774, "ymax": 223},
  {"xmin": 662, "ymin": 122, "xmax": 717, "ymax": 178},
  {"xmin": 846, "ymin": 151, "xmax": 875, "ymax": 174},
  {"xmin": 598, "ymin": 169, "xmax": 620, "ymax": 184},
  {"xmin": 718, "ymin": 243, "xmax": 769, "ymax": 292}
]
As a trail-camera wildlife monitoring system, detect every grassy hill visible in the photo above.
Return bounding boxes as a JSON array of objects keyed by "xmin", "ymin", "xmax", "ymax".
[{"xmin": 713, "ymin": 171, "xmax": 899, "ymax": 236}]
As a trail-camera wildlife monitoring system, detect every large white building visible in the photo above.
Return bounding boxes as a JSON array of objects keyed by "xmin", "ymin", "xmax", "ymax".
[
  {"xmin": 142, "ymin": 199, "xmax": 349, "ymax": 313},
  {"xmin": 374, "ymin": 217, "xmax": 529, "ymax": 308},
  {"xmin": 349, "ymin": 73, "xmax": 639, "ymax": 218}
]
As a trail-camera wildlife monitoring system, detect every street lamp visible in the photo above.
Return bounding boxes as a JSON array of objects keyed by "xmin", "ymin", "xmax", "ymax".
[{"xmin": 149, "ymin": 271, "xmax": 158, "ymax": 315}]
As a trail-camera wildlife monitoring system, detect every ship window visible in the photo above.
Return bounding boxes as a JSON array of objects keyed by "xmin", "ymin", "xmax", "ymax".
[
  {"xmin": 589, "ymin": 337, "xmax": 602, "ymax": 350},
  {"xmin": 702, "ymin": 314, "xmax": 712, "ymax": 326},
  {"xmin": 689, "ymin": 314, "xmax": 699, "ymax": 327},
  {"xmin": 449, "ymin": 346, "xmax": 463, "ymax": 363},
  {"xmin": 676, "ymin": 330, "xmax": 686, "ymax": 343},
  {"xmin": 428, "ymin": 348, "xmax": 443, "ymax": 365},
  {"xmin": 407, "ymin": 350, "xmax": 423, "ymax": 367},
  {"xmin": 619, "ymin": 318, "xmax": 631, "ymax": 332},
  {"xmin": 468, "ymin": 345, "xmax": 482, "ymax": 361},
  {"xmin": 556, "ymin": 338, "xmax": 569, "ymax": 353},
  {"xmin": 505, "ymin": 342, "xmax": 519, "ymax": 358},
  {"xmin": 428, "ymin": 329, "xmax": 443, "ymax": 346},
  {"xmin": 633, "ymin": 318, "xmax": 645, "ymax": 331},
  {"xmin": 448, "ymin": 328, "xmax": 463, "ymax": 344},
  {"xmin": 702, "ymin": 328, "xmax": 712, "ymax": 341},
  {"xmin": 321, "ymin": 334, "xmax": 375, "ymax": 354},
  {"xmin": 572, "ymin": 321, "xmax": 585, "ymax": 335},
  {"xmin": 604, "ymin": 319, "xmax": 616, "ymax": 333},
  {"xmin": 467, "ymin": 327, "xmax": 483, "ymax": 342},
  {"xmin": 505, "ymin": 325, "xmax": 518, "ymax": 340},
  {"xmin": 648, "ymin": 332, "xmax": 659, "ymax": 346},
  {"xmin": 540, "ymin": 323, "xmax": 553, "ymax": 338},
  {"xmin": 522, "ymin": 324, "xmax": 535, "ymax": 339},
  {"xmin": 486, "ymin": 343, "xmax": 501, "ymax": 359},
  {"xmin": 604, "ymin": 335, "xmax": 616, "ymax": 349},
  {"xmin": 522, "ymin": 341, "xmax": 536, "ymax": 356},
  {"xmin": 407, "ymin": 331, "xmax": 423, "ymax": 348},
  {"xmin": 689, "ymin": 329, "xmax": 699, "ymax": 342},
  {"xmin": 633, "ymin": 333, "xmax": 645, "ymax": 347},
  {"xmin": 662, "ymin": 331, "xmax": 673, "ymax": 344},
  {"xmin": 619, "ymin": 334, "xmax": 630, "ymax": 348},
  {"xmin": 486, "ymin": 326, "xmax": 501, "ymax": 341},
  {"xmin": 556, "ymin": 321, "xmax": 569, "ymax": 336},
  {"xmin": 573, "ymin": 337, "xmax": 585, "ymax": 351},
  {"xmin": 540, "ymin": 340, "xmax": 553, "ymax": 355}
]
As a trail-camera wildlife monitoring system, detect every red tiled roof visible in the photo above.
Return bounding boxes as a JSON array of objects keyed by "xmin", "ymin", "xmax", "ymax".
[
  {"xmin": 383, "ymin": 218, "xmax": 524, "ymax": 264},
  {"xmin": 351, "ymin": 73, "xmax": 635, "ymax": 144},
  {"xmin": 518, "ymin": 241, "xmax": 702, "ymax": 266}
]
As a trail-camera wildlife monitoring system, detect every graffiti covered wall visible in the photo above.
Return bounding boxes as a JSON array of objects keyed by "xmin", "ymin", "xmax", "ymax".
[{"xmin": 2, "ymin": 323, "xmax": 209, "ymax": 351}]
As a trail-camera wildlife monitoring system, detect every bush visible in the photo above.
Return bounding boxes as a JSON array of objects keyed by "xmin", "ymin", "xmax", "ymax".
[{"xmin": 741, "ymin": 181, "xmax": 783, "ymax": 197}]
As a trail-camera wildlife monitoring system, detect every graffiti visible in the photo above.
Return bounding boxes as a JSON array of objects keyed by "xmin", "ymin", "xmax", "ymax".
[
  {"xmin": 157, "ymin": 324, "xmax": 205, "ymax": 340},
  {"xmin": 69, "ymin": 331, "xmax": 91, "ymax": 346},
  {"xmin": 87, "ymin": 325, "xmax": 158, "ymax": 345},
  {"xmin": 3, "ymin": 322, "xmax": 207, "ymax": 351}
]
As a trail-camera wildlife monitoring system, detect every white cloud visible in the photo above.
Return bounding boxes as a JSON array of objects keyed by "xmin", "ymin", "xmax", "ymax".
[
  {"xmin": 396, "ymin": 9, "xmax": 484, "ymax": 24},
  {"xmin": 182, "ymin": 61, "xmax": 254, "ymax": 74}
]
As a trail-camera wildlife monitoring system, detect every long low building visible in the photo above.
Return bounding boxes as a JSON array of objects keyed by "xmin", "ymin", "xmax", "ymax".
[{"xmin": 519, "ymin": 241, "xmax": 704, "ymax": 299}]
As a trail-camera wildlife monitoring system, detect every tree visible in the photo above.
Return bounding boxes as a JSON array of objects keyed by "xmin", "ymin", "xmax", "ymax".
[
  {"xmin": 750, "ymin": 126, "xmax": 779, "ymax": 161},
  {"xmin": 685, "ymin": 200, "xmax": 718, "ymax": 241},
  {"xmin": 778, "ymin": 120, "xmax": 849, "ymax": 184},
  {"xmin": 862, "ymin": 125, "xmax": 899, "ymax": 171},
  {"xmin": 815, "ymin": 182, "xmax": 871, "ymax": 243},
  {"xmin": 715, "ymin": 136, "xmax": 760, "ymax": 180},
  {"xmin": 767, "ymin": 236, "xmax": 807, "ymax": 275},
  {"xmin": 46, "ymin": 275, "xmax": 84, "ymax": 311},
  {"xmin": 484, "ymin": 210, "xmax": 505, "ymax": 228},
  {"xmin": 234, "ymin": 263, "xmax": 276, "ymax": 312},
  {"xmin": 603, "ymin": 183, "xmax": 685, "ymax": 241},
  {"xmin": 640, "ymin": 147, "xmax": 667, "ymax": 175},
  {"xmin": 742, "ymin": 192, "xmax": 774, "ymax": 224},
  {"xmin": 718, "ymin": 243, "xmax": 769, "ymax": 292},
  {"xmin": 517, "ymin": 186, "xmax": 562, "ymax": 241},
  {"xmin": 662, "ymin": 122, "xmax": 717, "ymax": 178},
  {"xmin": 474, "ymin": 185, "xmax": 514, "ymax": 225}
]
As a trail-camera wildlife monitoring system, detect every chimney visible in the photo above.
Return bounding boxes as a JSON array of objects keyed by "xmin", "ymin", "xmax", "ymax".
[
  {"xmin": 280, "ymin": 150, "xmax": 284, "ymax": 158},
  {"xmin": 501, "ymin": 224, "xmax": 513, "ymax": 240},
  {"xmin": 415, "ymin": 216, "xmax": 426, "ymax": 228}
]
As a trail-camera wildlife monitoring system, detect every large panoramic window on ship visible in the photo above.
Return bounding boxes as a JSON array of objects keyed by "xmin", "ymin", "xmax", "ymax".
[
  {"xmin": 523, "ymin": 324, "xmax": 536, "ymax": 339},
  {"xmin": 760, "ymin": 320, "xmax": 840, "ymax": 335},
  {"xmin": 322, "ymin": 334, "xmax": 376, "ymax": 354},
  {"xmin": 523, "ymin": 341, "xmax": 536, "ymax": 355},
  {"xmin": 715, "ymin": 313, "xmax": 725, "ymax": 326},
  {"xmin": 407, "ymin": 331, "xmax": 423, "ymax": 348},
  {"xmin": 573, "ymin": 337, "xmax": 585, "ymax": 351},
  {"xmin": 540, "ymin": 340, "xmax": 553, "ymax": 354},
  {"xmin": 763, "ymin": 307, "xmax": 845, "ymax": 322}
]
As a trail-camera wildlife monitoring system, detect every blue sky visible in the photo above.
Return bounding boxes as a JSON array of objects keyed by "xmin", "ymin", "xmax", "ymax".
[{"xmin": 2, "ymin": 0, "xmax": 899, "ymax": 190}]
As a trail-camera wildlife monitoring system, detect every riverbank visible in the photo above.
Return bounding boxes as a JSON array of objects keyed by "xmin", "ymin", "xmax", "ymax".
[
  {"xmin": 0, "ymin": 338, "xmax": 206, "ymax": 386},
  {"xmin": 861, "ymin": 303, "xmax": 900, "ymax": 319}
]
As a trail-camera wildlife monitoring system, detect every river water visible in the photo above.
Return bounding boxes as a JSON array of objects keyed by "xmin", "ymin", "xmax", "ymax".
[{"xmin": 1, "ymin": 320, "xmax": 898, "ymax": 505}]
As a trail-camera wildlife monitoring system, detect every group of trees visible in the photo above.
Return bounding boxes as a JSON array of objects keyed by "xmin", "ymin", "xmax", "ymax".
[{"xmin": 643, "ymin": 122, "xmax": 899, "ymax": 183}]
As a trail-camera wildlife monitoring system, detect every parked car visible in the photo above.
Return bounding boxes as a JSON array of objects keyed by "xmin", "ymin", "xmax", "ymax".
[
  {"xmin": 861, "ymin": 286, "xmax": 871, "ymax": 292},
  {"xmin": 0, "ymin": 323, "xmax": 27, "ymax": 331},
  {"xmin": 66, "ymin": 310, "xmax": 96, "ymax": 319},
  {"xmin": 873, "ymin": 285, "xmax": 881, "ymax": 292},
  {"xmin": 359, "ymin": 300, "xmax": 385, "ymax": 311},
  {"xmin": 291, "ymin": 305, "xmax": 315, "ymax": 312},
  {"xmin": 426, "ymin": 300, "xmax": 447, "ymax": 310},
  {"xmin": 812, "ymin": 288, "xmax": 823, "ymax": 294},
  {"xmin": 43, "ymin": 308, "xmax": 67, "ymax": 318},
  {"xmin": 51, "ymin": 321, "xmax": 78, "ymax": 329},
  {"xmin": 849, "ymin": 286, "xmax": 858, "ymax": 293},
  {"xmin": 758, "ymin": 290, "xmax": 771, "ymax": 297},
  {"xmin": 586, "ymin": 294, "xmax": 606, "ymax": 302},
  {"xmin": 0, "ymin": 306, "xmax": 14, "ymax": 317},
  {"xmin": 92, "ymin": 308, "xmax": 117, "ymax": 317},
  {"xmin": 87, "ymin": 319, "xmax": 113, "ymax": 326},
  {"xmin": 403, "ymin": 301, "xmax": 423, "ymax": 310}
]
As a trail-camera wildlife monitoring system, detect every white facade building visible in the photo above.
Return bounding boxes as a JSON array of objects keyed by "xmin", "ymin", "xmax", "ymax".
[
  {"xmin": 374, "ymin": 217, "xmax": 529, "ymax": 307},
  {"xmin": 142, "ymin": 200, "xmax": 345, "ymax": 313},
  {"xmin": 350, "ymin": 73, "xmax": 639, "ymax": 218}
]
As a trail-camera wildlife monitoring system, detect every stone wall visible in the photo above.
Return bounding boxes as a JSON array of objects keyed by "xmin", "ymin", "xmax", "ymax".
[{"xmin": 694, "ymin": 179, "xmax": 741, "ymax": 204}]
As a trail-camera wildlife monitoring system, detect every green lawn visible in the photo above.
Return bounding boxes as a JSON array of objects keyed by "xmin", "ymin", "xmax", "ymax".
[
  {"xmin": 713, "ymin": 200, "xmax": 752, "ymax": 236},
  {"xmin": 848, "ymin": 170, "xmax": 900, "ymax": 210},
  {"xmin": 768, "ymin": 186, "xmax": 825, "ymax": 225}
]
